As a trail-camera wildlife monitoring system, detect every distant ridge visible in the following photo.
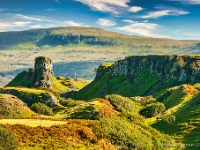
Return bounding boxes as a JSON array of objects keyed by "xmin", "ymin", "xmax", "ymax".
[{"xmin": 0, "ymin": 26, "xmax": 199, "ymax": 50}]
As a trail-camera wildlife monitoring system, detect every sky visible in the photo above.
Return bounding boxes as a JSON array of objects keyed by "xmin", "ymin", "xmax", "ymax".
[{"xmin": 0, "ymin": 0, "xmax": 200, "ymax": 39}]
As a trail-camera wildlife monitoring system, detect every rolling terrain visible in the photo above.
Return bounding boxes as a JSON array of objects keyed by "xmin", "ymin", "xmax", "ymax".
[
  {"xmin": 1, "ymin": 27, "xmax": 200, "ymax": 149},
  {"xmin": 1, "ymin": 55, "xmax": 200, "ymax": 149},
  {"xmin": 1, "ymin": 27, "xmax": 200, "ymax": 86}
]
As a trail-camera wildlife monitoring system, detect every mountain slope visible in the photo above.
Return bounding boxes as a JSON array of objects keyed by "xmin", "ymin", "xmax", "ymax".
[
  {"xmin": 1, "ymin": 27, "xmax": 200, "ymax": 86},
  {"xmin": 152, "ymin": 84, "xmax": 200, "ymax": 149},
  {"xmin": 0, "ymin": 27, "xmax": 198, "ymax": 49},
  {"xmin": 74, "ymin": 55, "xmax": 200, "ymax": 100}
]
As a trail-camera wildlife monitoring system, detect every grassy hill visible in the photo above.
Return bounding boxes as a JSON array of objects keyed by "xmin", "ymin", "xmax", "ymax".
[
  {"xmin": 1, "ymin": 27, "xmax": 200, "ymax": 86},
  {"xmin": 151, "ymin": 84, "xmax": 200, "ymax": 150},
  {"xmin": 73, "ymin": 55, "xmax": 200, "ymax": 100},
  {"xmin": 0, "ymin": 27, "xmax": 198, "ymax": 49},
  {"xmin": 0, "ymin": 94, "xmax": 36, "ymax": 119}
]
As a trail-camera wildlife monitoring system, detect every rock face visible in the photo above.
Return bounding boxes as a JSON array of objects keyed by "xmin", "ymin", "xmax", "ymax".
[
  {"xmin": 106, "ymin": 55, "xmax": 200, "ymax": 83},
  {"xmin": 33, "ymin": 56, "xmax": 53, "ymax": 88}
]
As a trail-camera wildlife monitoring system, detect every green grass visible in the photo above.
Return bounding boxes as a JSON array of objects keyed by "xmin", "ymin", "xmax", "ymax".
[
  {"xmin": 152, "ymin": 85, "xmax": 200, "ymax": 149},
  {"xmin": 74, "ymin": 68, "xmax": 159, "ymax": 100},
  {"xmin": 0, "ymin": 87, "xmax": 56, "ymax": 107}
]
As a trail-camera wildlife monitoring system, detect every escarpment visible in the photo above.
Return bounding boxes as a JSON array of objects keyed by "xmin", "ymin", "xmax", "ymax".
[
  {"xmin": 96, "ymin": 55, "xmax": 200, "ymax": 83},
  {"xmin": 75, "ymin": 55, "xmax": 200, "ymax": 100},
  {"xmin": 109, "ymin": 55, "xmax": 200, "ymax": 83}
]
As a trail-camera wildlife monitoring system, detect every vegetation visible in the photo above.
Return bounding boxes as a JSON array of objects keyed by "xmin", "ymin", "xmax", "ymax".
[
  {"xmin": 74, "ymin": 55, "xmax": 200, "ymax": 100},
  {"xmin": 0, "ymin": 127, "xmax": 18, "ymax": 150},
  {"xmin": 30, "ymin": 103, "xmax": 53, "ymax": 116},
  {"xmin": 140, "ymin": 102, "xmax": 165, "ymax": 118},
  {"xmin": 0, "ymin": 94, "xmax": 36, "ymax": 119},
  {"xmin": 1, "ymin": 27, "xmax": 200, "ymax": 87},
  {"xmin": 2, "ymin": 53, "xmax": 200, "ymax": 149}
]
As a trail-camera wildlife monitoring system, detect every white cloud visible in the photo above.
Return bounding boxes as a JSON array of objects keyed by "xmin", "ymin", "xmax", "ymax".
[
  {"xmin": 14, "ymin": 14, "xmax": 54, "ymax": 22},
  {"xmin": 141, "ymin": 9, "xmax": 189, "ymax": 19},
  {"xmin": 30, "ymin": 24, "xmax": 56, "ymax": 29},
  {"xmin": 0, "ymin": 21, "xmax": 31, "ymax": 31},
  {"xmin": 184, "ymin": 0, "xmax": 200, "ymax": 4},
  {"xmin": 64, "ymin": 20, "xmax": 83, "ymax": 26},
  {"xmin": 75, "ymin": 0, "xmax": 130, "ymax": 14},
  {"xmin": 30, "ymin": 25, "xmax": 43, "ymax": 29},
  {"xmin": 170, "ymin": 0, "xmax": 200, "ymax": 4},
  {"xmin": 129, "ymin": 6, "xmax": 143, "ymax": 12},
  {"xmin": 15, "ymin": 14, "xmax": 43, "ymax": 21},
  {"xmin": 96, "ymin": 18, "xmax": 116, "ymax": 26},
  {"xmin": 13, "ymin": 21, "xmax": 31, "ymax": 26},
  {"xmin": 116, "ymin": 21, "xmax": 163, "ymax": 37}
]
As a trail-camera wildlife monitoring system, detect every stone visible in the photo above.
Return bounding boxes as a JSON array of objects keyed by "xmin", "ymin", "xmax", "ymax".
[{"xmin": 33, "ymin": 56, "xmax": 53, "ymax": 88}]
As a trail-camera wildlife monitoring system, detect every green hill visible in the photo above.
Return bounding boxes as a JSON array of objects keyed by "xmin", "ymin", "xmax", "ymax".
[
  {"xmin": 1, "ymin": 27, "xmax": 200, "ymax": 86},
  {"xmin": 0, "ymin": 94, "xmax": 36, "ymax": 119},
  {"xmin": 151, "ymin": 84, "xmax": 200, "ymax": 149},
  {"xmin": 74, "ymin": 55, "xmax": 200, "ymax": 100},
  {"xmin": 0, "ymin": 27, "xmax": 198, "ymax": 50},
  {"xmin": 2, "ymin": 53, "xmax": 200, "ymax": 149}
]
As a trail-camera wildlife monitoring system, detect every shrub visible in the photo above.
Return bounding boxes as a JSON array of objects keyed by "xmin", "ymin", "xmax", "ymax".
[
  {"xmin": 30, "ymin": 103, "xmax": 53, "ymax": 115},
  {"xmin": 0, "ymin": 127, "xmax": 18, "ymax": 150},
  {"xmin": 164, "ymin": 115, "xmax": 176, "ymax": 125},
  {"xmin": 92, "ymin": 117, "xmax": 174, "ymax": 150},
  {"xmin": 105, "ymin": 94, "xmax": 144, "ymax": 122},
  {"xmin": 59, "ymin": 98, "xmax": 84, "ymax": 107},
  {"xmin": 140, "ymin": 102, "xmax": 165, "ymax": 118}
]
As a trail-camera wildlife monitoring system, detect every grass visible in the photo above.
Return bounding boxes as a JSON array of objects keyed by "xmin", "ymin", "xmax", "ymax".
[
  {"xmin": 0, "ymin": 119, "xmax": 68, "ymax": 127},
  {"xmin": 0, "ymin": 94, "xmax": 36, "ymax": 119},
  {"xmin": 74, "ymin": 68, "xmax": 159, "ymax": 100},
  {"xmin": 0, "ymin": 87, "xmax": 57, "ymax": 107},
  {"xmin": 1, "ymin": 27, "xmax": 200, "ymax": 87},
  {"xmin": 152, "ymin": 85, "xmax": 200, "ymax": 149}
]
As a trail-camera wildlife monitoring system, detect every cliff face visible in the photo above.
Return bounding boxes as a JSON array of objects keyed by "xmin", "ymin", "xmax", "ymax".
[
  {"xmin": 33, "ymin": 56, "xmax": 53, "ymax": 88},
  {"xmin": 99, "ymin": 55, "xmax": 200, "ymax": 83},
  {"xmin": 75, "ymin": 55, "xmax": 200, "ymax": 100}
]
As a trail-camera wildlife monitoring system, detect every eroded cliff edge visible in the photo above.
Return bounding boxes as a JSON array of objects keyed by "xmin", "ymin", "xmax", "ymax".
[{"xmin": 76, "ymin": 55, "xmax": 200, "ymax": 100}]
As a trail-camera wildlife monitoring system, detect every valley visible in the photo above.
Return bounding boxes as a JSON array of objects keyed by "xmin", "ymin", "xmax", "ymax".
[{"xmin": 1, "ymin": 27, "xmax": 200, "ymax": 150}]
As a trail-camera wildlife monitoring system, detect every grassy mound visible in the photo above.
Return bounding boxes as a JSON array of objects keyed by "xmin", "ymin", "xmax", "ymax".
[
  {"xmin": 0, "ymin": 94, "xmax": 35, "ymax": 119},
  {"xmin": 0, "ymin": 87, "xmax": 58, "ymax": 107}
]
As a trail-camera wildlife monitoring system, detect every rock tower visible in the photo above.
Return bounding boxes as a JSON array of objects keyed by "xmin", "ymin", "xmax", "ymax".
[{"xmin": 33, "ymin": 56, "xmax": 53, "ymax": 88}]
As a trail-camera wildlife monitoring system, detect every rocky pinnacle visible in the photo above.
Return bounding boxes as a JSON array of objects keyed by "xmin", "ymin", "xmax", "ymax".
[{"xmin": 33, "ymin": 56, "xmax": 53, "ymax": 88}]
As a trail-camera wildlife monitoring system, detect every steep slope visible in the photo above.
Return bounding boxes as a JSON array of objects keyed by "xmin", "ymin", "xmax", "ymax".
[
  {"xmin": 152, "ymin": 84, "xmax": 200, "ymax": 149},
  {"xmin": 74, "ymin": 55, "xmax": 200, "ymax": 100}
]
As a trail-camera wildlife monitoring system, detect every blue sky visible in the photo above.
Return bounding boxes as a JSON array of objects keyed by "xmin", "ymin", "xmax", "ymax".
[{"xmin": 0, "ymin": 0, "xmax": 200, "ymax": 39}]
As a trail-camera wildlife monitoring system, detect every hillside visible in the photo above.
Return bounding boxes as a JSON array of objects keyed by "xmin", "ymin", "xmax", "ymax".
[
  {"xmin": 0, "ymin": 27, "xmax": 198, "ymax": 49},
  {"xmin": 151, "ymin": 84, "xmax": 200, "ymax": 150},
  {"xmin": 74, "ymin": 55, "xmax": 200, "ymax": 100},
  {"xmin": 1, "ymin": 54, "xmax": 200, "ymax": 149},
  {"xmin": 1, "ymin": 27, "xmax": 200, "ymax": 86},
  {"xmin": 0, "ymin": 94, "xmax": 36, "ymax": 119}
]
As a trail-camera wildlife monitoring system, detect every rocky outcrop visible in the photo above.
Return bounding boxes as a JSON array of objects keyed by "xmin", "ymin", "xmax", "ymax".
[
  {"xmin": 33, "ymin": 56, "xmax": 53, "ymax": 88},
  {"xmin": 0, "ymin": 87, "xmax": 58, "ymax": 107},
  {"xmin": 107, "ymin": 55, "xmax": 200, "ymax": 83}
]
